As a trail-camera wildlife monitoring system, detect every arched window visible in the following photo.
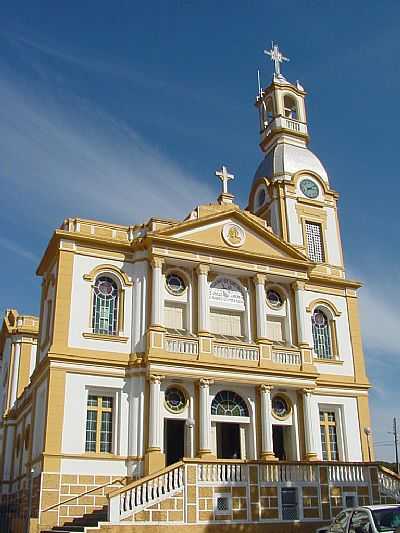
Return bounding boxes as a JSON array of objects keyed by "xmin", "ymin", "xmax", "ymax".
[
  {"xmin": 312, "ymin": 309, "xmax": 332, "ymax": 359},
  {"xmin": 283, "ymin": 95, "xmax": 298, "ymax": 120},
  {"xmin": 266, "ymin": 98, "xmax": 274, "ymax": 123},
  {"xmin": 92, "ymin": 276, "xmax": 119, "ymax": 335},
  {"xmin": 211, "ymin": 390, "xmax": 249, "ymax": 417}
]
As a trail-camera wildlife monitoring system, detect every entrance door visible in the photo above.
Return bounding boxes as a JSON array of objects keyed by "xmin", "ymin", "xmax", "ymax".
[
  {"xmin": 216, "ymin": 423, "xmax": 241, "ymax": 459},
  {"xmin": 273, "ymin": 425, "xmax": 287, "ymax": 460},
  {"xmin": 165, "ymin": 419, "xmax": 185, "ymax": 466}
]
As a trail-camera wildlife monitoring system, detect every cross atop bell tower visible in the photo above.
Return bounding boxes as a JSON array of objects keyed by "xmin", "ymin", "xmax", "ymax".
[{"xmin": 264, "ymin": 42, "xmax": 290, "ymax": 80}]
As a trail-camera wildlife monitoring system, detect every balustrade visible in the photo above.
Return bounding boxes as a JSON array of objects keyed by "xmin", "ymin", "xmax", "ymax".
[
  {"xmin": 165, "ymin": 336, "xmax": 198, "ymax": 355},
  {"xmin": 213, "ymin": 341, "xmax": 259, "ymax": 362},
  {"xmin": 272, "ymin": 350, "xmax": 301, "ymax": 365}
]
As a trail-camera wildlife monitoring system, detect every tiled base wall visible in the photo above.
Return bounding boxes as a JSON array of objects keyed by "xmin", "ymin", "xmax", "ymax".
[
  {"xmin": 40, "ymin": 473, "xmax": 123, "ymax": 530},
  {"xmin": 0, "ymin": 474, "xmax": 41, "ymax": 533},
  {"xmin": 129, "ymin": 490, "xmax": 184, "ymax": 523}
]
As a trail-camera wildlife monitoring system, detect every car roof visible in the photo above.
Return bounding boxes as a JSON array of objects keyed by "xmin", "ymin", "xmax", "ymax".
[{"xmin": 356, "ymin": 505, "xmax": 400, "ymax": 511}]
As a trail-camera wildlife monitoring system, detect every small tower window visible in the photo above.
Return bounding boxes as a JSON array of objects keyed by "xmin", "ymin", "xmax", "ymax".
[
  {"xmin": 283, "ymin": 95, "xmax": 298, "ymax": 120},
  {"xmin": 305, "ymin": 221, "xmax": 325, "ymax": 262},
  {"xmin": 92, "ymin": 276, "xmax": 119, "ymax": 335}
]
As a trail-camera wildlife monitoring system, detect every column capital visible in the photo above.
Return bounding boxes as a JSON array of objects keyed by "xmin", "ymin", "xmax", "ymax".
[
  {"xmin": 149, "ymin": 374, "xmax": 164, "ymax": 384},
  {"xmin": 151, "ymin": 256, "xmax": 165, "ymax": 269},
  {"xmin": 253, "ymin": 273, "xmax": 267, "ymax": 285},
  {"xmin": 292, "ymin": 280, "xmax": 306, "ymax": 291},
  {"xmin": 302, "ymin": 387, "xmax": 315, "ymax": 396},
  {"xmin": 196, "ymin": 264, "xmax": 210, "ymax": 276},
  {"xmin": 199, "ymin": 378, "xmax": 214, "ymax": 388},
  {"xmin": 259, "ymin": 384, "xmax": 273, "ymax": 394}
]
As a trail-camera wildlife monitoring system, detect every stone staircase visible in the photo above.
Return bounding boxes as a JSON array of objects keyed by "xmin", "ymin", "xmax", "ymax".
[
  {"xmin": 41, "ymin": 506, "xmax": 107, "ymax": 532},
  {"xmin": 38, "ymin": 461, "xmax": 400, "ymax": 532}
]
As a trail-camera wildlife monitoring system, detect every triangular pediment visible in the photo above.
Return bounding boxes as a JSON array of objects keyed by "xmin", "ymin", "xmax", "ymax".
[{"xmin": 154, "ymin": 207, "xmax": 309, "ymax": 264}]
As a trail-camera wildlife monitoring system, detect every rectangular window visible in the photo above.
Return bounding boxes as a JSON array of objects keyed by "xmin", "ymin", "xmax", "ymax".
[
  {"xmin": 85, "ymin": 395, "xmax": 113, "ymax": 453},
  {"xmin": 320, "ymin": 410, "xmax": 339, "ymax": 461},
  {"xmin": 210, "ymin": 309, "xmax": 243, "ymax": 338},
  {"xmin": 305, "ymin": 221, "xmax": 324, "ymax": 262},
  {"xmin": 164, "ymin": 302, "xmax": 186, "ymax": 331},
  {"xmin": 281, "ymin": 487, "xmax": 298, "ymax": 520}
]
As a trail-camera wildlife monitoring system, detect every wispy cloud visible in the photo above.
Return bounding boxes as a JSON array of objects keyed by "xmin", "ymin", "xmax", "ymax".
[
  {"xmin": 0, "ymin": 237, "xmax": 38, "ymax": 263},
  {"xmin": 0, "ymin": 42, "xmax": 215, "ymax": 232},
  {"xmin": 357, "ymin": 275, "xmax": 400, "ymax": 356}
]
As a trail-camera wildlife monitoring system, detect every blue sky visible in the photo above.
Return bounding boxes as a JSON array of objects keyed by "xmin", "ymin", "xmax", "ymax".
[{"xmin": 0, "ymin": 1, "xmax": 399, "ymax": 460}]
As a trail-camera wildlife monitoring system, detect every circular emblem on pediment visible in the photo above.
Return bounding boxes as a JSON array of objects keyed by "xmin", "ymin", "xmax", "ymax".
[{"xmin": 222, "ymin": 223, "xmax": 246, "ymax": 248}]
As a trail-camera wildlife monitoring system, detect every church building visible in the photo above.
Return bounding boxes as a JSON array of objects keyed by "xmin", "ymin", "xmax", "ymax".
[{"xmin": 1, "ymin": 44, "xmax": 399, "ymax": 533}]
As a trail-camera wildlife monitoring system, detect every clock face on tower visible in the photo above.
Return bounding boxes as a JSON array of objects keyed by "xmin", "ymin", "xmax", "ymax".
[{"xmin": 300, "ymin": 178, "xmax": 319, "ymax": 199}]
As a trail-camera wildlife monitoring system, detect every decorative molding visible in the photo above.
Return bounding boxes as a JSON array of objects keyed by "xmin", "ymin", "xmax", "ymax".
[
  {"xmin": 306, "ymin": 298, "xmax": 342, "ymax": 317},
  {"xmin": 82, "ymin": 332, "xmax": 128, "ymax": 343},
  {"xmin": 83, "ymin": 264, "xmax": 132, "ymax": 286}
]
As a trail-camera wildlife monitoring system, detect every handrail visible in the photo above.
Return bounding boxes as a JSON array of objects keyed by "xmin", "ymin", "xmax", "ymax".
[
  {"xmin": 42, "ymin": 477, "xmax": 126, "ymax": 513},
  {"xmin": 108, "ymin": 460, "xmax": 184, "ymax": 499}
]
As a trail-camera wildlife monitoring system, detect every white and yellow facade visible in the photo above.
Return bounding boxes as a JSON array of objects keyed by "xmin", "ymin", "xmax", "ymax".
[{"xmin": 2, "ymin": 52, "xmax": 397, "ymax": 533}]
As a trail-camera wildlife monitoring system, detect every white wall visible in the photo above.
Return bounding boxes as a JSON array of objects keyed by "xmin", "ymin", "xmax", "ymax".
[
  {"xmin": 32, "ymin": 378, "xmax": 48, "ymax": 460},
  {"xmin": 62, "ymin": 372, "xmax": 130, "ymax": 476},
  {"xmin": 312, "ymin": 394, "xmax": 362, "ymax": 461},
  {"xmin": 3, "ymin": 423, "xmax": 16, "ymax": 481},
  {"xmin": 325, "ymin": 206, "xmax": 342, "ymax": 266},
  {"xmin": 68, "ymin": 255, "xmax": 134, "ymax": 353}
]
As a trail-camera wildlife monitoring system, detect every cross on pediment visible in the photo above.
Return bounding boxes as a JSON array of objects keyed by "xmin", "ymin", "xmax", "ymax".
[
  {"xmin": 264, "ymin": 42, "xmax": 289, "ymax": 78},
  {"xmin": 215, "ymin": 165, "xmax": 234, "ymax": 195}
]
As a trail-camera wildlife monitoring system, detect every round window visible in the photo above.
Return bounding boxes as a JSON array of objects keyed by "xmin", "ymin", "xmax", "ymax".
[
  {"xmin": 266, "ymin": 289, "xmax": 283, "ymax": 309},
  {"xmin": 166, "ymin": 273, "xmax": 186, "ymax": 295},
  {"xmin": 272, "ymin": 396, "xmax": 290, "ymax": 419},
  {"xmin": 165, "ymin": 387, "xmax": 187, "ymax": 413}
]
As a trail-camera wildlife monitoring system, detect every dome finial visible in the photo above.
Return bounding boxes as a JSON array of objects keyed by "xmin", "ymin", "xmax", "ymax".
[{"xmin": 264, "ymin": 42, "xmax": 290, "ymax": 80}]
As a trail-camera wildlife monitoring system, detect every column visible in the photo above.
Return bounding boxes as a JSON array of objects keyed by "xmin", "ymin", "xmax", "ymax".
[
  {"xmin": 145, "ymin": 375, "xmax": 165, "ymax": 474},
  {"xmin": 259, "ymin": 384, "xmax": 277, "ymax": 460},
  {"xmin": 303, "ymin": 388, "xmax": 318, "ymax": 461},
  {"xmin": 254, "ymin": 274, "xmax": 268, "ymax": 340},
  {"xmin": 151, "ymin": 257, "xmax": 164, "ymax": 328},
  {"xmin": 197, "ymin": 264, "xmax": 210, "ymax": 335},
  {"xmin": 198, "ymin": 378, "xmax": 213, "ymax": 456},
  {"xmin": 292, "ymin": 281, "xmax": 309, "ymax": 347}
]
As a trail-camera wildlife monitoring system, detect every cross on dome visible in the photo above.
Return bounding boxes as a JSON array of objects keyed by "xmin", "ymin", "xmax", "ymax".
[
  {"xmin": 215, "ymin": 165, "xmax": 234, "ymax": 195},
  {"xmin": 264, "ymin": 42, "xmax": 289, "ymax": 78}
]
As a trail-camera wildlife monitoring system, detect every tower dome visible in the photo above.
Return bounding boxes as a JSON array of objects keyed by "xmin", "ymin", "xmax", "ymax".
[{"xmin": 253, "ymin": 143, "xmax": 329, "ymax": 186}]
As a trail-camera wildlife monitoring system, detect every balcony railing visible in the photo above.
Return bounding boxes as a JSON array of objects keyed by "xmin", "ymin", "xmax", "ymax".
[
  {"xmin": 272, "ymin": 349, "xmax": 301, "ymax": 366},
  {"xmin": 165, "ymin": 335, "xmax": 199, "ymax": 355},
  {"xmin": 213, "ymin": 340, "xmax": 259, "ymax": 362}
]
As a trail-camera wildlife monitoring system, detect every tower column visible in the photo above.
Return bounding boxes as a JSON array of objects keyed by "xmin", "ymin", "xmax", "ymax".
[
  {"xmin": 254, "ymin": 274, "xmax": 268, "ymax": 340},
  {"xmin": 292, "ymin": 281, "xmax": 309, "ymax": 347},
  {"xmin": 198, "ymin": 378, "xmax": 214, "ymax": 457},
  {"xmin": 197, "ymin": 264, "xmax": 210, "ymax": 335},
  {"xmin": 145, "ymin": 375, "xmax": 165, "ymax": 474},
  {"xmin": 151, "ymin": 257, "xmax": 164, "ymax": 328},
  {"xmin": 303, "ymin": 388, "xmax": 318, "ymax": 461},
  {"xmin": 259, "ymin": 385, "xmax": 277, "ymax": 460}
]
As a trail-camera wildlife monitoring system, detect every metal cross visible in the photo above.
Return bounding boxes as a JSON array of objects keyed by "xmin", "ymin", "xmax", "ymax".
[
  {"xmin": 264, "ymin": 42, "xmax": 289, "ymax": 78},
  {"xmin": 215, "ymin": 165, "xmax": 234, "ymax": 195}
]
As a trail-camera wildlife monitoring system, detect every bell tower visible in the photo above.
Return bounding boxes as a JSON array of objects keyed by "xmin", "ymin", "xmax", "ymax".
[{"xmin": 249, "ymin": 44, "xmax": 345, "ymax": 278}]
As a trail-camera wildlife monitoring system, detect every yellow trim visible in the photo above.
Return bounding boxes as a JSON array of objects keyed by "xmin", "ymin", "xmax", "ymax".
[
  {"xmin": 82, "ymin": 332, "xmax": 128, "ymax": 343},
  {"xmin": 306, "ymin": 299, "xmax": 342, "ymax": 317},
  {"xmin": 83, "ymin": 264, "xmax": 133, "ymax": 286}
]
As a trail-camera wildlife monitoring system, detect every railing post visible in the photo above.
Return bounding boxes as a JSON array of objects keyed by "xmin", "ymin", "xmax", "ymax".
[{"xmin": 108, "ymin": 494, "xmax": 120, "ymax": 523}]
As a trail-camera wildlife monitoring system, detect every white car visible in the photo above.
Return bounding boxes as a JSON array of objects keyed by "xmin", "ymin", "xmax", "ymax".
[{"xmin": 316, "ymin": 505, "xmax": 400, "ymax": 533}]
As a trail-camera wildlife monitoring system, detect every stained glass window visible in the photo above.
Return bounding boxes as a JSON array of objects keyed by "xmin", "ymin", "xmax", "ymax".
[
  {"xmin": 85, "ymin": 395, "xmax": 113, "ymax": 453},
  {"xmin": 305, "ymin": 221, "xmax": 324, "ymax": 262},
  {"xmin": 320, "ymin": 410, "xmax": 339, "ymax": 461},
  {"xmin": 266, "ymin": 289, "xmax": 284, "ymax": 309},
  {"xmin": 92, "ymin": 276, "xmax": 119, "ymax": 335},
  {"xmin": 166, "ymin": 273, "xmax": 186, "ymax": 295},
  {"xmin": 272, "ymin": 396, "xmax": 290, "ymax": 418},
  {"xmin": 312, "ymin": 309, "xmax": 332, "ymax": 359},
  {"xmin": 211, "ymin": 391, "xmax": 249, "ymax": 417}
]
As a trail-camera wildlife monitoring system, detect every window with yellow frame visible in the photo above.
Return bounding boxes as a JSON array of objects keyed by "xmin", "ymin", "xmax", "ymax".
[{"xmin": 85, "ymin": 395, "xmax": 113, "ymax": 453}]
